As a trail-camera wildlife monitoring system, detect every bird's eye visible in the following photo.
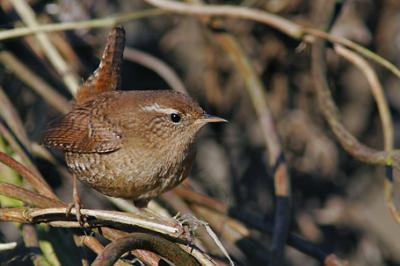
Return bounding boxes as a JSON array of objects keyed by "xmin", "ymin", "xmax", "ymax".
[{"xmin": 170, "ymin": 113, "xmax": 181, "ymax": 123}]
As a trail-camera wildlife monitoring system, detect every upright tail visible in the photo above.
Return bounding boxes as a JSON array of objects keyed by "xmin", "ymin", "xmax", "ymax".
[{"xmin": 76, "ymin": 26, "xmax": 126, "ymax": 104}]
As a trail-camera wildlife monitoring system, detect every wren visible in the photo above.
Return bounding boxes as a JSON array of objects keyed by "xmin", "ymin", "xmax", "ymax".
[{"xmin": 43, "ymin": 26, "xmax": 226, "ymax": 220}]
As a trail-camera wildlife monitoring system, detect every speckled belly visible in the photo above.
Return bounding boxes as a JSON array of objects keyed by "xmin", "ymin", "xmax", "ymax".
[{"xmin": 65, "ymin": 147, "xmax": 194, "ymax": 201}]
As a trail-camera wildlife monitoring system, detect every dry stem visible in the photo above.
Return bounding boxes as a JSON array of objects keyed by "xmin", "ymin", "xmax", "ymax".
[
  {"xmin": 124, "ymin": 47, "xmax": 187, "ymax": 94},
  {"xmin": 9, "ymin": 0, "xmax": 80, "ymax": 94},
  {"xmin": 92, "ymin": 232, "xmax": 201, "ymax": 266}
]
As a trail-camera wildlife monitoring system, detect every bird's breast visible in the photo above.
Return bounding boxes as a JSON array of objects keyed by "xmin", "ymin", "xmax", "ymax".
[{"xmin": 65, "ymin": 142, "xmax": 195, "ymax": 200}]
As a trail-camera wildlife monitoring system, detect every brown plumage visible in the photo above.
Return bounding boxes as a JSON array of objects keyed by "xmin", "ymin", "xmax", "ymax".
[{"xmin": 43, "ymin": 27, "xmax": 226, "ymax": 217}]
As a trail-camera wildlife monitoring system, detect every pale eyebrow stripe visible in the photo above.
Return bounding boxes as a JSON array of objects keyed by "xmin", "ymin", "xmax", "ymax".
[{"xmin": 140, "ymin": 103, "xmax": 179, "ymax": 114}]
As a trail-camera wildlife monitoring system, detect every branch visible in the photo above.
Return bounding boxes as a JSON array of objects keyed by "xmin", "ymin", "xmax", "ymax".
[
  {"xmin": 0, "ymin": 9, "xmax": 168, "ymax": 41},
  {"xmin": 142, "ymin": 0, "xmax": 400, "ymax": 79},
  {"xmin": 124, "ymin": 47, "xmax": 187, "ymax": 94},
  {"xmin": 92, "ymin": 232, "xmax": 200, "ymax": 266},
  {"xmin": 144, "ymin": 0, "xmax": 302, "ymax": 38},
  {"xmin": 0, "ymin": 183, "xmax": 64, "ymax": 208},
  {"xmin": 333, "ymin": 45, "xmax": 393, "ymax": 151},
  {"xmin": 0, "ymin": 151, "xmax": 57, "ymax": 199},
  {"xmin": 0, "ymin": 207, "xmax": 184, "ymax": 237}
]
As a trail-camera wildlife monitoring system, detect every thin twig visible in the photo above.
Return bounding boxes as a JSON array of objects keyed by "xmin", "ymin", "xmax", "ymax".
[
  {"xmin": 0, "ymin": 51, "xmax": 71, "ymax": 114},
  {"xmin": 124, "ymin": 47, "xmax": 187, "ymax": 94},
  {"xmin": 0, "ymin": 9, "xmax": 168, "ymax": 41},
  {"xmin": 0, "ymin": 183, "xmax": 64, "ymax": 208},
  {"xmin": 0, "ymin": 120, "xmax": 38, "ymax": 175},
  {"xmin": 303, "ymin": 28, "xmax": 400, "ymax": 79},
  {"xmin": 334, "ymin": 45, "xmax": 393, "ymax": 151},
  {"xmin": 0, "ymin": 87, "xmax": 31, "ymax": 148},
  {"xmin": 79, "ymin": 236, "xmax": 105, "ymax": 256},
  {"xmin": 174, "ymin": 187, "xmax": 228, "ymax": 214},
  {"xmin": 0, "ymin": 88, "xmax": 50, "ymax": 177},
  {"xmin": 9, "ymin": 0, "xmax": 80, "ymax": 94},
  {"xmin": 0, "ymin": 151, "xmax": 56, "ymax": 199},
  {"xmin": 203, "ymin": 219, "xmax": 235, "ymax": 266},
  {"xmin": 143, "ymin": 0, "xmax": 302, "ymax": 38}
]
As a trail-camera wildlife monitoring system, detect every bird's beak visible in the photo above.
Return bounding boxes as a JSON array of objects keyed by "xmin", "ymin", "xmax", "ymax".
[{"xmin": 202, "ymin": 114, "xmax": 228, "ymax": 123}]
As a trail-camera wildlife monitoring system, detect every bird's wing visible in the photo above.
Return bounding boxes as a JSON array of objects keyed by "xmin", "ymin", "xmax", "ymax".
[{"xmin": 43, "ymin": 105, "xmax": 122, "ymax": 153}]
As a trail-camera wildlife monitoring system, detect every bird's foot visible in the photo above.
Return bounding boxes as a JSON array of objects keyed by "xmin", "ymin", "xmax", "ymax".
[
  {"xmin": 66, "ymin": 175, "xmax": 86, "ymax": 226},
  {"xmin": 175, "ymin": 213, "xmax": 200, "ymax": 244},
  {"xmin": 66, "ymin": 193, "xmax": 85, "ymax": 226}
]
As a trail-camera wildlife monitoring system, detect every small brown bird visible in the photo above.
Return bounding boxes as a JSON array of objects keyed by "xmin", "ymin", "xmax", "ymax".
[{"xmin": 43, "ymin": 26, "xmax": 226, "ymax": 221}]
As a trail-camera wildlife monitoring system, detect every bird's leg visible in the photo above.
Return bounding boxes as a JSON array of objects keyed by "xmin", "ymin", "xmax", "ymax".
[
  {"xmin": 133, "ymin": 199, "xmax": 150, "ymax": 208},
  {"xmin": 133, "ymin": 199, "xmax": 161, "ymax": 217},
  {"xmin": 66, "ymin": 174, "xmax": 84, "ymax": 225}
]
